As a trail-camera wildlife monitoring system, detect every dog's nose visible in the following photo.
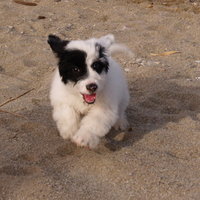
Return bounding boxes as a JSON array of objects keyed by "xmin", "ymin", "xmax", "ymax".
[{"xmin": 86, "ymin": 83, "xmax": 98, "ymax": 93}]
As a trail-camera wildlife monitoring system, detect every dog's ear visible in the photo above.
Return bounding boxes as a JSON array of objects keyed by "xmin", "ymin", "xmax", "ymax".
[
  {"xmin": 98, "ymin": 34, "xmax": 133, "ymax": 57},
  {"xmin": 97, "ymin": 34, "xmax": 115, "ymax": 49},
  {"xmin": 47, "ymin": 34, "xmax": 69, "ymax": 56}
]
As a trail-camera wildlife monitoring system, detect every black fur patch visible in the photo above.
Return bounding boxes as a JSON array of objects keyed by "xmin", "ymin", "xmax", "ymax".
[
  {"xmin": 48, "ymin": 34, "xmax": 88, "ymax": 84},
  {"xmin": 48, "ymin": 35, "xmax": 69, "ymax": 56},
  {"xmin": 58, "ymin": 50, "xmax": 87, "ymax": 84},
  {"xmin": 91, "ymin": 44, "xmax": 109, "ymax": 74},
  {"xmin": 99, "ymin": 45, "xmax": 106, "ymax": 59}
]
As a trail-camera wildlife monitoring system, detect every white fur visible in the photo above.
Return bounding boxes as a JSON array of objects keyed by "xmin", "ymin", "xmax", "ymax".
[{"xmin": 50, "ymin": 34, "xmax": 130, "ymax": 148}]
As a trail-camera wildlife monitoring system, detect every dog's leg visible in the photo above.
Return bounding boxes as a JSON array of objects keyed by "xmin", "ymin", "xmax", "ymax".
[
  {"xmin": 53, "ymin": 106, "xmax": 80, "ymax": 139},
  {"xmin": 72, "ymin": 108, "xmax": 118, "ymax": 148},
  {"xmin": 114, "ymin": 112, "xmax": 129, "ymax": 131}
]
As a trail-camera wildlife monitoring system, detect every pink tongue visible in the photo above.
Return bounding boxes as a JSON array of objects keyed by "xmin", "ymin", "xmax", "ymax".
[{"xmin": 83, "ymin": 94, "xmax": 96, "ymax": 103}]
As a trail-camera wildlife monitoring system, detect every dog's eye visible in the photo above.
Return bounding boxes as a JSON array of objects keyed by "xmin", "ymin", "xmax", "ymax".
[
  {"xmin": 92, "ymin": 61, "xmax": 108, "ymax": 74},
  {"xmin": 93, "ymin": 62, "xmax": 101, "ymax": 70},
  {"xmin": 72, "ymin": 67, "xmax": 80, "ymax": 73},
  {"xmin": 92, "ymin": 62, "xmax": 103, "ymax": 71}
]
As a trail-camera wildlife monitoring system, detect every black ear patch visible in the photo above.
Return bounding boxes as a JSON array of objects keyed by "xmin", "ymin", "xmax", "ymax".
[
  {"xmin": 47, "ymin": 34, "xmax": 69, "ymax": 56},
  {"xmin": 91, "ymin": 43, "xmax": 109, "ymax": 74}
]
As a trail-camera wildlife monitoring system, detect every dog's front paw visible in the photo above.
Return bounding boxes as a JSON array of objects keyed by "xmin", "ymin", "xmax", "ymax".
[{"xmin": 72, "ymin": 132, "xmax": 100, "ymax": 149}]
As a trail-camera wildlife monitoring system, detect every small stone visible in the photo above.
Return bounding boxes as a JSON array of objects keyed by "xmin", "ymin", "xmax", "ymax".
[
  {"xmin": 7, "ymin": 26, "xmax": 15, "ymax": 33},
  {"xmin": 190, "ymin": 65, "xmax": 197, "ymax": 68},
  {"xmin": 124, "ymin": 68, "xmax": 130, "ymax": 72},
  {"xmin": 65, "ymin": 23, "xmax": 74, "ymax": 31},
  {"xmin": 128, "ymin": 127, "xmax": 133, "ymax": 132},
  {"xmin": 136, "ymin": 58, "xmax": 142, "ymax": 63},
  {"xmin": 0, "ymin": 66, "xmax": 5, "ymax": 73},
  {"xmin": 38, "ymin": 16, "xmax": 46, "ymax": 20},
  {"xmin": 114, "ymin": 132, "xmax": 126, "ymax": 142}
]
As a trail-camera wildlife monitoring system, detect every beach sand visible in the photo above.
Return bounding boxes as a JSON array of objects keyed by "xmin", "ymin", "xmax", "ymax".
[{"xmin": 0, "ymin": 0, "xmax": 200, "ymax": 199}]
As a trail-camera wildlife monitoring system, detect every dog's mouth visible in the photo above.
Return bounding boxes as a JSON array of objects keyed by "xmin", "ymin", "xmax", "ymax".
[{"xmin": 82, "ymin": 93, "xmax": 96, "ymax": 104}]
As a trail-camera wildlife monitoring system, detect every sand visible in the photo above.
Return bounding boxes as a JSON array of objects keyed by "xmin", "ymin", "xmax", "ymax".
[{"xmin": 0, "ymin": 0, "xmax": 200, "ymax": 199}]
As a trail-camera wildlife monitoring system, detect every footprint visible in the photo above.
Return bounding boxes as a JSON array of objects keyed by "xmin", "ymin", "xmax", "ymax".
[
  {"xmin": 140, "ymin": 90, "xmax": 200, "ymax": 113},
  {"xmin": 161, "ymin": 106, "xmax": 181, "ymax": 114},
  {"xmin": 56, "ymin": 143, "xmax": 76, "ymax": 157},
  {"xmin": 17, "ymin": 153, "xmax": 39, "ymax": 163},
  {"xmin": 0, "ymin": 165, "xmax": 41, "ymax": 176},
  {"xmin": 156, "ymin": 91, "xmax": 200, "ymax": 112}
]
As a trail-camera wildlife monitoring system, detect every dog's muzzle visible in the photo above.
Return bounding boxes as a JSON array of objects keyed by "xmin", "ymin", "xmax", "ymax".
[{"xmin": 82, "ymin": 93, "xmax": 96, "ymax": 104}]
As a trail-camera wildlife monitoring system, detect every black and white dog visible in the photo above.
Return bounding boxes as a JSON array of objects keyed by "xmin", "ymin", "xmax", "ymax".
[{"xmin": 48, "ymin": 34, "xmax": 130, "ymax": 148}]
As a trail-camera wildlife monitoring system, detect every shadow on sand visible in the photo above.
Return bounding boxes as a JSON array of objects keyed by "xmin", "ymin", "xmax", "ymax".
[{"xmin": 105, "ymin": 76, "xmax": 200, "ymax": 151}]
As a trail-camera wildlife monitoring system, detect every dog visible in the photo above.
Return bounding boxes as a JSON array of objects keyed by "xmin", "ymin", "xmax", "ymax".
[{"xmin": 47, "ymin": 34, "xmax": 130, "ymax": 148}]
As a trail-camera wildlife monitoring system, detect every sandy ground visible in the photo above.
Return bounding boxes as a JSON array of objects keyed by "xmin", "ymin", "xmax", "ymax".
[{"xmin": 0, "ymin": 0, "xmax": 200, "ymax": 199}]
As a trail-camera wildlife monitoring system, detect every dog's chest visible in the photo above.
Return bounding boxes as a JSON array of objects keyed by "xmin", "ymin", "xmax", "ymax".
[{"xmin": 71, "ymin": 96, "xmax": 92, "ymax": 115}]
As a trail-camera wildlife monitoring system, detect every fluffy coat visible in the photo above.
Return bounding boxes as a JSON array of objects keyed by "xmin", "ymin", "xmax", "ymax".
[{"xmin": 48, "ymin": 34, "xmax": 130, "ymax": 148}]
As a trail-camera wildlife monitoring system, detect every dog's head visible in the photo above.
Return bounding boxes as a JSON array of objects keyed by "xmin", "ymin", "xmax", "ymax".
[{"xmin": 48, "ymin": 34, "xmax": 115, "ymax": 104}]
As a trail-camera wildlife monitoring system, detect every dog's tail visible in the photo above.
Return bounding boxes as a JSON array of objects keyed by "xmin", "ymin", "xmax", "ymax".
[
  {"xmin": 98, "ymin": 34, "xmax": 134, "ymax": 57},
  {"xmin": 109, "ymin": 43, "xmax": 134, "ymax": 57}
]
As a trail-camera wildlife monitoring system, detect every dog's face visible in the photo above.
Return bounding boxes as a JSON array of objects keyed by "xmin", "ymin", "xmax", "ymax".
[{"xmin": 48, "ymin": 34, "xmax": 114, "ymax": 104}]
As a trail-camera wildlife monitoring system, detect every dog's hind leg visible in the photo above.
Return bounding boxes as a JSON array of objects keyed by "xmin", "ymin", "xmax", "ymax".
[
  {"xmin": 114, "ymin": 95, "xmax": 129, "ymax": 131},
  {"xmin": 114, "ymin": 112, "xmax": 129, "ymax": 131}
]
